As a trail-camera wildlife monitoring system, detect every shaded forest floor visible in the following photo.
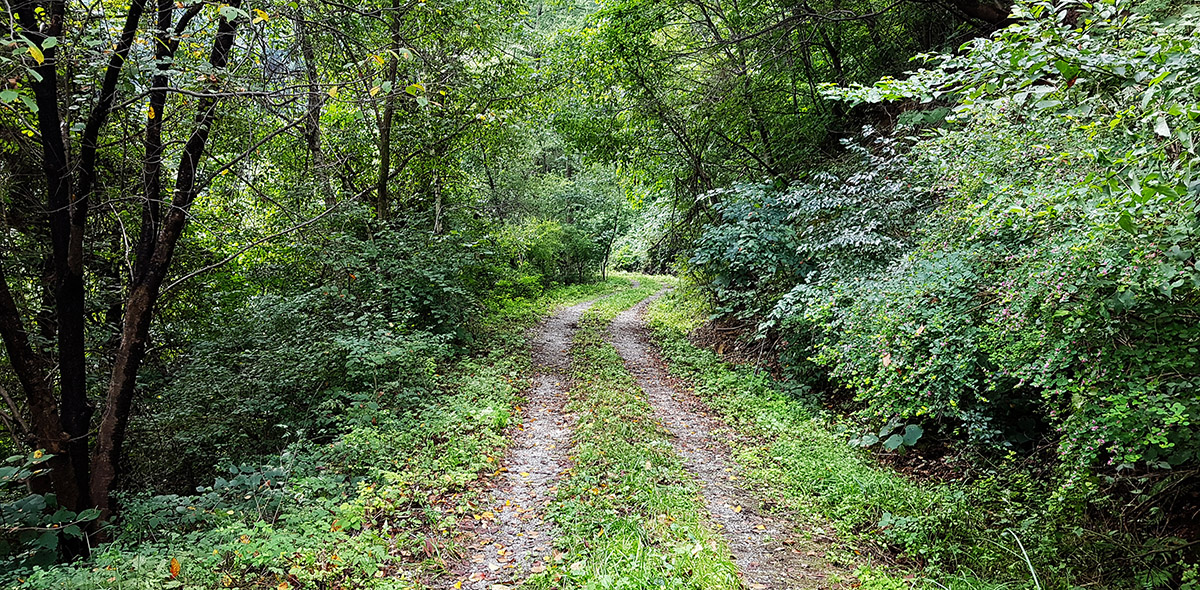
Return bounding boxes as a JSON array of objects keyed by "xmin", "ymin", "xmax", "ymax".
[{"xmin": 434, "ymin": 276, "xmax": 861, "ymax": 590}]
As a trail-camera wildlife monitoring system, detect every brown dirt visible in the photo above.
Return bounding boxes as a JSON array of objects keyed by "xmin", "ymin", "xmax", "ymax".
[
  {"xmin": 608, "ymin": 289, "xmax": 847, "ymax": 590},
  {"xmin": 689, "ymin": 317, "xmax": 776, "ymax": 371},
  {"xmin": 446, "ymin": 296, "xmax": 603, "ymax": 589}
]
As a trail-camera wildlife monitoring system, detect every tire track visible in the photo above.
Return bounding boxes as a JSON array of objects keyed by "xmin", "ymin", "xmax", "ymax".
[
  {"xmin": 607, "ymin": 289, "xmax": 838, "ymax": 589},
  {"xmin": 450, "ymin": 294, "xmax": 605, "ymax": 589}
]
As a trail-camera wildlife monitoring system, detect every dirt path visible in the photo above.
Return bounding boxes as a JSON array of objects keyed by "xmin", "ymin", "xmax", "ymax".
[
  {"xmin": 608, "ymin": 289, "xmax": 838, "ymax": 590},
  {"xmin": 451, "ymin": 296, "xmax": 603, "ymax": 589}
]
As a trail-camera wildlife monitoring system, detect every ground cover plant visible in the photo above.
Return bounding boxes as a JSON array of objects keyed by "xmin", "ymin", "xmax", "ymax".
[{"xmin": 6, "ymin": 280, "xmax": 624, "ymax": 588}]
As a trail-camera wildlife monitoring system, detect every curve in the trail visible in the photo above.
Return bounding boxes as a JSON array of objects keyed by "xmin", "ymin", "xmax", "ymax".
[
  {"xmin": 608, "ymin": 289, "xmax": 835, "ymax": 590},
  {"xmin": 453, "ymin": 296, "xmax": 601, "ymax": 589}
]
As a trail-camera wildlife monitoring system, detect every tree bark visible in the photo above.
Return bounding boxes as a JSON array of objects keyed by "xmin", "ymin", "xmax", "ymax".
[
  {"xmin": 296, "ymin": 15, "xmax": 335, "ymax": 208},
  {"xmin": 0, "ymin": 263, "xmax": 73, "ymax": 500},
  {"xmin": 375, "ymin": 0, "xmax": 403, "ymax": 220},
  {"xmin": 90, "ymin": 1, "xmax": 243, "ymax": 519}
]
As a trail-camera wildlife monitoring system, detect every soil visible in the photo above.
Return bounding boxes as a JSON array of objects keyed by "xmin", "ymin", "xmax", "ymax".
[
  {"xmin": 607, "ymin": 289, "xmax": 847, "ymax": 590},
  {"xmin": 689, "ymin": 317, "xmax": 782, "ymax": 374},
  {"xmin": 447, "ymin": 295, "xmax": 602, "ymax": 589}
]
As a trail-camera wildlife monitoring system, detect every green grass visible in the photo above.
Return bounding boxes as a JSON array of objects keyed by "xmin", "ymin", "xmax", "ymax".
[
  {"xmin": 13, "ymin": 279, "xmax": 630, "ymax": 590},
  {"xmin": 525, "ymin": 275, "xmax": 742, "ymax": 590},
  {"xmin": 644, "ymin": 286, "xmax": 1030, "ymax": 590}
]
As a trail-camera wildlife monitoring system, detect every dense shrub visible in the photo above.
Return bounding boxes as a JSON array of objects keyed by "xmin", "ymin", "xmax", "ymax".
[
  {"xmin": 691, "ymin": 0, "xmax": 1200, "ymax": 485},
  {"xmin": 497, "ymin": 219, "xmax": 604, "ymax": 287}
]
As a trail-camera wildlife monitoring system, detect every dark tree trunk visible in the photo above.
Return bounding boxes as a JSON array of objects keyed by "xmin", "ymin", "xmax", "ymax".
[
  {"xmin": 375, "ymin": 0, "xmax": 403, "ymax": 219},
  {"xmin": 296, "ymin": 15, "xmax": 335, "ymax": 208},
  {"xmin": 90, "ymin": 0, "xmax": 242, "ymax": 519},
  {"xmin": 0, "ymin": 265, "xmax": 73, "ymax": 500}
]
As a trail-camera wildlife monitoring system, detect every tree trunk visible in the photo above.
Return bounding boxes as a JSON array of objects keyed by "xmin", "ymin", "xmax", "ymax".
[
  {"xmin": 0, "ymin": 265, "xmax": 73, "ymax": 500},
  {"xmin": 90, "ymin": 2, "xmax": 242, "ymax": 519},
  {"xmin": 376, "ymin": 0, "xmax": 403, "ymax": 219},
  {"xmin": 296, "ymin": 14, "xmax": 335, "ymax": 208}
]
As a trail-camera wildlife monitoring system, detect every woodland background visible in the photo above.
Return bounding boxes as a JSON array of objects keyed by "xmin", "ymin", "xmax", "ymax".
[{"xmin": 1, "ymin": 0, "xmax": 1198, "ymax": 587}]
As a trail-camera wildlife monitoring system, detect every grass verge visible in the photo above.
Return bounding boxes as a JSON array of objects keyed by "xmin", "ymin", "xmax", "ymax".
[
  {"xmin": 524, "ymin": 276, "xmax": 741, "ymax": 590},
  {"xmin": 644, "ymin": 286, "xmax": 1028, "ymax": 590}
]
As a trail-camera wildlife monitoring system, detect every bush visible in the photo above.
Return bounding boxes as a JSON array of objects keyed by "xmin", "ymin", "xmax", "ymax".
[{"xmin": 497, "ymin": 219, "xmax": 604, "ymax": 285}]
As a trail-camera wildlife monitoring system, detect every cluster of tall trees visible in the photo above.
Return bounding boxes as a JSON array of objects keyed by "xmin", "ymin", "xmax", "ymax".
[
  {"xmin": 0, "ymin": 0, "xmax": 613, "ymax": 532},
  {"xmin": 551, "ymin": 0, "xmax": 1007, "ymax": 248}
]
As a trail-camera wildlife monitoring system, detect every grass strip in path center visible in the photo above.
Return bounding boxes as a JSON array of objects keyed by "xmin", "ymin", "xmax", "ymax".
[
  {"xmin": 607, "ymin": 290, "xmax": 844, "ymax": 589},
  {"xmin": 523, "ymin": 275, "xmax": 741, "ymax": 590}
]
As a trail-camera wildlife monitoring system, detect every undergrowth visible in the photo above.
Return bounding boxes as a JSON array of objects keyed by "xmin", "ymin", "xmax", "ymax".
[
  {"xmin": 645, "ymin": 286, "xmax": 1074, "ymax": 590},
  {"xmin": 10, "ymin": 280, "xmax": 627, "ymax": 589}
]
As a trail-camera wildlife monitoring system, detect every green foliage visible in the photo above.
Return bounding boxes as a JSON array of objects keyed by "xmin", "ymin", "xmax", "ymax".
[
  {"xmin": 689, "ymin": 133, "xmax": 934, "ymax": 325},
  {"xmin": 647, "ymin": 287, "xmax": 1198, "ymax": 588},
  {"xmin": 689, "ymin": 0, "xmax": 1200, "ymax": 487},
  {"xmin": 1, "ymin": 452, "xmax": 99, "ymax": 569},
  {"xmin": 497, "ymin": 219, "xmax": 604, "ymax": 287},
  {"xmin": 10, "ymin": 281, "xmax": 625, "ymax": 588}
]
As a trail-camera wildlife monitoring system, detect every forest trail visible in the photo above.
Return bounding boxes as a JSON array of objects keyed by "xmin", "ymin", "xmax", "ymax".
[
  {"xmin": 452, "ymin": 295, "xmax": 604, "ymax": 589},
  {"xmin": 608, "ymin": 289, "xmax": 841, "ymax": 589}
]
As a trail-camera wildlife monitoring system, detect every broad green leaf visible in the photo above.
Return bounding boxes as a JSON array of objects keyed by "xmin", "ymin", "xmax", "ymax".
[
  {"xmin": 1117, "ymin": 212, "xmax": 1137, "ymax": 235},
  {"xmin": 1154, "ymin": 115, "xmax": 1170, "ymax": 137},
  {"xmin": 77, "ymin": 508, "xmax": 101, "ymax": 520},
  {"xmin": 902, "ymin": 424, "xmax": 923, "ymax": 446}
]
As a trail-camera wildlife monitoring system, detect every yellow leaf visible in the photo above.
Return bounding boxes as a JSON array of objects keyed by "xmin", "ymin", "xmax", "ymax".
[
  {"xmin": 147, "ymin": 105, "xmax": 156, "ymax": 120},
  {"xmin": 370, "ymin": 86, "xmax": 380, "ymax": 96},
  {"xmin": 328, "ymin": 86, "xmax": 339, "ymax": 98},
  {"xmin": 28, "ymin": 46, "xmax": 44, "ymax": 65},
  {"xmin": 252, "ymin": 8, "xmax": 269, "ymax": 22},
  {"xmin": 372, "ymin": 54, "xmax": 385, "ymax": 66}
]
